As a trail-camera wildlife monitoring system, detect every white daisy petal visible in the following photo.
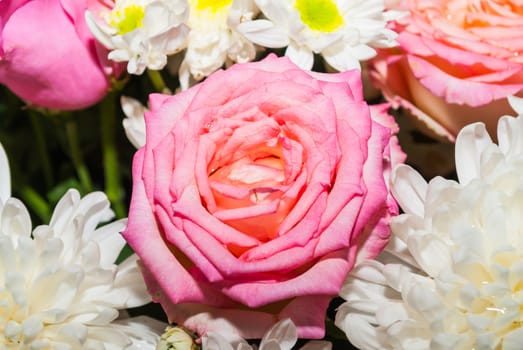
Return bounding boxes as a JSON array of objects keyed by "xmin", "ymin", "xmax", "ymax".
[
  {"xmin": 284, "ymin": 41, "xmax": 314, "ymax": 70},
  {"xmin": 237, "ymin": 19, "xmax": 290, "ymax": 48},
  {"xmin": 337, "ymin": 110, "xmax": 523, "ymax": 349}
]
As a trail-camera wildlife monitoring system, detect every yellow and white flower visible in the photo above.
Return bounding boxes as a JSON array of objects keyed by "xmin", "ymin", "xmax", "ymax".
[
  {"xmin": 177, "ymin": 0, "xmax": 259, "ymax": 89},
  {"xmin": 336, "ymin": 96, "xmax": 523, "ymax": 350},
  {"xmin": 0, "ymin": 146, "xmax": 159, "ymax": 349},
  {"xmin": 238, "ymin": 0, "xmax": 402, "ymax": 71},
  {"xmin": 86, "ymin": 0, "xmax": 190, "ymax": 75}
]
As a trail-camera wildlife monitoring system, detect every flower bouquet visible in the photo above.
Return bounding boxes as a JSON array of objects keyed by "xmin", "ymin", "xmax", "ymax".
[{"xmin": 1, "ymin": 1, "xmax": 523, "ymax": 349}]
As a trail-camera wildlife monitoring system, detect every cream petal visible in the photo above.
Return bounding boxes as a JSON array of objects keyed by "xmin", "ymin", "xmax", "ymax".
[
  {"xmin": 285, "ymin": 41, "xmax": 314, "ymax": 70},
  {"xmin": 497, "ymin": 114, "xmax": 523, "ymax": 158},
  {"xmin": 391, "ymin": 164, "xmax": 427, "ymax": 218},
  {"xmin": 507, "ymin": 95, "xmax": 523, "ymax": 116},
  {"xmin": 259, "ymin": 319, "xmax": 297, "ymax": 350},
  {"xmin": 455, "ymin": 122, "xmax": 493, "ymax": 185},
  {"xmin": 0, "ymin": 142, "xmax": 11, "ymax": 202},
  {"xmin": 1, "ymin": 198, "xmax": 32, "ymax": 239},
  {"xmin": 298, "ymin": 341, "xmax": 332, "ymax": 350},
  {"xmin": 237, "ymin": 19, "xmax": 290, "ymax": 48}
]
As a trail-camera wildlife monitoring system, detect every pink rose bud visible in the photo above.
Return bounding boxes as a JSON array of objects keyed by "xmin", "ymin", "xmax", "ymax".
[
  {"xmin": 124, "ymin": 55, "xmax": 405, "ymax": 340},
  {"xmin": 0, "ymin": 0, "xmax": 122, "ymax": 110}
]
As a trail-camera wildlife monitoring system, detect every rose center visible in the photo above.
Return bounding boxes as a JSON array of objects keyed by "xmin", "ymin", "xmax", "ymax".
[
  {"xmin": 107, "ymin": 3, "xmax": 145, "ymax": 34},
  {"xmin": 294, "ymin": 0, "xmax": 344, "ymax": 32},
  {"xmin": 208, "ymin": 146, "xmax": 295, "ymax": 242}
]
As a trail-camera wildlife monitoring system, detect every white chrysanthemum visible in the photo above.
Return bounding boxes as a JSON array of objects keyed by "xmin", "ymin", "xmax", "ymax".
[
  {"xmin": 0, "ymin": 188, "xmax": 157, "ymax": 349},
  {"xmin": 177, "ymin": 0, "xmax": 259, "ymax": 90},
  {"xmin": 86, "ymin": 0, "xmax": 190, "ymax": 75},
  {"xmin": 335, "ymin": 96, "xmax": 523, "ymax": 350},
  {"xmin": 121, "ymin": 96, "xmax": 147, "ymax": 149},
  {"xmin": 203, "ymin": 319, "xmax": 331, "ymax": 350},
  {"xmin": 238, "ymin": 0, "xmax": 403, "ymax": 71}
]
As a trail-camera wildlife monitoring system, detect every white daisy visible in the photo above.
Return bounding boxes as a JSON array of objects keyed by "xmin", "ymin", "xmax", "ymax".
[
  {"xmin": 121, "ymin": 95, "xmax": 147, "ymax": 149},
  {"xmin": 0, "ymin": 185, "xmax": 158, "ymax": 348},
  {"xmin": 177, "ymin": 0, "xmax": 259, "ymax": 90},
  {"xmin": 237, "ymin": 0, "xmax": 403, "ymax": 71},
  {"xmin": 86, "ymin": 0, "xmax": 190, "ymax": 75},
  {"xmin": 335, "ymin": 96, "xmax": 523, "ymax": 350},
  {"xmin": 203, "ymin": 319, "xmax": 332, "ymax": 350}
]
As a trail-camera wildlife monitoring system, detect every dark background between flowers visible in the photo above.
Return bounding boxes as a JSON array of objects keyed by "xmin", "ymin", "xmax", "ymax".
[{"xmin": 0, "ymin": 51, "xmax": 456, "ymax": 349}]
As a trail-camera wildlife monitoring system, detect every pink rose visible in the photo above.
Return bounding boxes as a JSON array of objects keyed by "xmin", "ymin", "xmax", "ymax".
[
  {"xmin": 0, "ymin": 0, "xmax": 121, "ymax": 110},
  {"xmin": 371, "ymin": 0, "xmax": 523, "ymax": 141},
  {"xmin": 123, "ymin": 55, "xmax": 405, "ymax": 339}
]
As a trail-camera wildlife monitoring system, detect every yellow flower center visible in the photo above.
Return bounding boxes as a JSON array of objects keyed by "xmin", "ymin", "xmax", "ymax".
[
  {"xmin": 295, "ymin": 0, "xmax": 344, "ymax": 32},
  {"xmin": 108, "ymin": 4, "xmax": 145, "ymax": 35},
  {"xmin": 193, "ymin": 0, "xmax": 232, "ymax": 12}
]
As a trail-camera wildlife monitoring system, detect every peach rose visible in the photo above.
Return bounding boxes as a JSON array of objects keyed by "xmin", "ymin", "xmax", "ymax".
[
  {"xmin": 371, "ymin": 0, "xmax": 523, "ymax": 141},
  {"xmin": 123, "ymin": 55, "xmax": 405, "ymax": 340}
]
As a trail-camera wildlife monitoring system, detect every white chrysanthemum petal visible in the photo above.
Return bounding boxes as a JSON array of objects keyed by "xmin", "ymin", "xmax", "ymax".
[
  {"xmin": 259, "ymin": 319, "xmax": 297, "ymax": 350},
  {"xmin": 338, "ymin": 112, "xmax": 523, "ymax": 349},
  {"xmin": 0, "ymin": 142, "xmax": 10, "ymax": 202},
  {"xmin": 455, "ymin": 122, "xmax": 493, "ymax": 185},
  {"xmin": 204, "ymin": 333, "xmax": 237, "ymax": 350},
  {"xmin": 408, "ymin": 233, "xmax": 452, "ymax": 277},
  {"xmin": 335, "ymin": 307, "xmax": 385, "ymax": 350},
  {"xmin": 202, "ymin": 319, "xmax": 330, "ymax": 350},
  {"xmin": 497, "ymin": 114, "xmax": 523, "ymax": 157},
  {"xmin": 391, "ymin": 164, "xmax": 427, "ymax": 218},
  {"xmin": 1, "ymin": 197, "xmax": 32, "ymax": 239},
  {"xmin": 298, "ymin": 341, "xmax": 332, "ymax": 350},
  {"xmin": 507, "ymin": 95, "xmax": 523, "ymax": 115},
  {"xmin": 89, "ymin": 219, "xmax": 127, "ymax": 267}
]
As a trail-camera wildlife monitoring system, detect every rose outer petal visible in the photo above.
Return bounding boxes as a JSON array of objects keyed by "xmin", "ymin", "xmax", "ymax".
[{"xmin": 0, "ymin": 0, "xmax": 110, "ymax": 110}]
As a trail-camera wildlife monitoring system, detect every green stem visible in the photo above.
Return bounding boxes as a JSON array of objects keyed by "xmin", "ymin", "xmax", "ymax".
[
  {"xmin": 100, "ymin": 93, "xmax": 126, "ymax": 218},
  {"xmin": 147, "ymin": 69, "xmax": 171, "ymax": 93},
  {"xmin": 19, "ymin": 185, "xmax": 51, "ymax": 223},
  {"xmin": 65, "ymin": 119, "xmax": 93, "ymax": 193},
  {"xmin": 29, "ymin": 111, "xmax": 53, "ymax": 189}
]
